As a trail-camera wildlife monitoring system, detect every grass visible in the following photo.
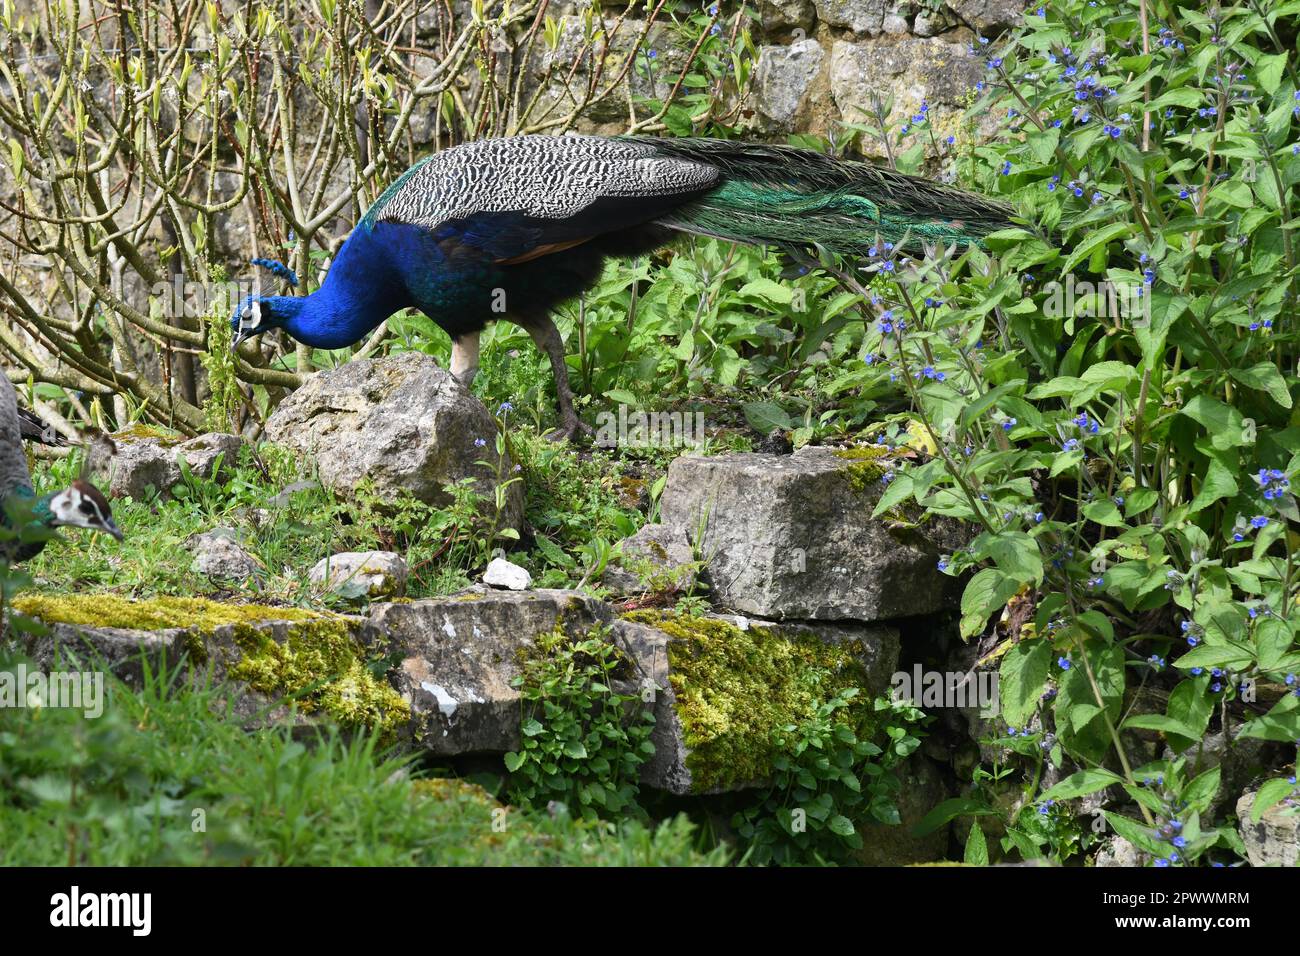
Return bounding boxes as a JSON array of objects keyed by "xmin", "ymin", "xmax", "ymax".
[{"xmin": 0, "ymin": 648, "xmax": 728, "ymax": 866}]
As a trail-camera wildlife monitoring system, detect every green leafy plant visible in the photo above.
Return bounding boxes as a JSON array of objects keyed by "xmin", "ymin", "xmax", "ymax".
[
  {"xmin": 505, "ymin": 628, "xmax": 657, "ymax": 821},
  {"xmin": 733, "ymin": 691, "xmax": 925, "ymax": 865}
]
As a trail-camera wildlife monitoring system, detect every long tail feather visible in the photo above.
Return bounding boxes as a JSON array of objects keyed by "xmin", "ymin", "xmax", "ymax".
[{"xmin": 624, "ymin": 137, "xmax": 1014, "ymax": 255}]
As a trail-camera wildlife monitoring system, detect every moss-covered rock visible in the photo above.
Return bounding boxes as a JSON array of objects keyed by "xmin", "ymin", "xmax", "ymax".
[
  {"xmin": 624, "ymin": 609, "xmax": 887, "ymax": 793},
  {"xmin": 14, "ymin": 594, "xmax": 409, "ymax": 738},
  {"xmin": 13, "ymin": 593, "xmax": 316, "ymax": 630}
]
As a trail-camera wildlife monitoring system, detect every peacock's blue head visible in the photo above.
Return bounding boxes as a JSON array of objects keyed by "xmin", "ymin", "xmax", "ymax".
[
  {"xmin": 230, "ymin": 295, "xmax": 283, "ymax": 351},
  {"xmin": 232, "ymin": 258, "xmax": 300, "ymax": 350}
]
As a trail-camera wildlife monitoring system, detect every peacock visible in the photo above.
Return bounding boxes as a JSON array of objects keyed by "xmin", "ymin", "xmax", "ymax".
[
  {"xmin": 231, "ymin": 135, "xmax": 1015, "ymax": 439},
  {"xmin": 1, "ymin": 377, "xmax": 122, "ymax": 561}
]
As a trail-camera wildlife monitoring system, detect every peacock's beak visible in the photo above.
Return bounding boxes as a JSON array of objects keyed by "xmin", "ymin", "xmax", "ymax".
[
  {"xmin": 231, "ymin": 328, "xmax": 253, "ymax": 352},
  {"xmin": 101, "ymin": 518, "xmax": 124, "ymax": 542}
]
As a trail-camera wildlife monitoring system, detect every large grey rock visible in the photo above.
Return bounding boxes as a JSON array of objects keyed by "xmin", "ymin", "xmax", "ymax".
[
  {"xmin": 92, "ymin": 431, "xmax": 243, "ymax": 501},
  {"xmin": 1236, "ymin": 789, "xmax": 1300, "ymax": 866},
  {"xmin": 656, "ymin": 447, "xmax": 963, "ymax": 621},
  {"xmin": 753, "ymin": 39, "xmax": 827, "ymax": 129},
  {"xmin": 310, "ymin": 551, "xmax": 408, "ymax": 600},
  {"xmin": 187, "ymin": 527, "xmax": 262, "ymax": 583},
  {"xmin": 12, "ymin": 598, "xmax": 371, "ymax": 734},
  {"xmin": 813, "ymin": 0, "xmax": 890, "ymax": 35},
  {"xmin": 265, "ymin": 353, "xmax": 523, "ymax": 531},
  {"xmin": 362, "ymin": 588, "xmax": 613, "ymax": 756}
]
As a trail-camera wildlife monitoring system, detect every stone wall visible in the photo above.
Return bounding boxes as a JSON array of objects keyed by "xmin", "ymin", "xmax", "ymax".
[{"xmin": 746, "ymin": 0, "xmax": 1024, "ymax": 159}]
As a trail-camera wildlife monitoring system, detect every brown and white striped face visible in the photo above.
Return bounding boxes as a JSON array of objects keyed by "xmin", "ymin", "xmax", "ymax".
[{"xmin": 47, "ymin": 480, "xmax": 123, "ymax": 541}]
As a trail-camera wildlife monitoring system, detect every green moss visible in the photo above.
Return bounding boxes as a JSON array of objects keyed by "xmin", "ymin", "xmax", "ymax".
[
  {"xmin": 230, "ymin": 616, "xmax": 411, "ymax": 739},
  {"xmin": 13, "ymin": 594, "xmax": 317, "ymax": 630},
  {"xmin": 411, "ymin": 777, "xmax": 498, "ymax": 805},
  {"xmin": 110, "ymin": 424, "xmax": 185, "ymax": 446},
  {"xmin": 624, "ymin": 610, "xmax": 873, "ymax": 792},
  {"xmin": 16, "ymin": 594, "xmax": 409, "ymax": 737},
  {"xmin": 834, "ymin": 445, "xmax": 893, "ymax": 492}
]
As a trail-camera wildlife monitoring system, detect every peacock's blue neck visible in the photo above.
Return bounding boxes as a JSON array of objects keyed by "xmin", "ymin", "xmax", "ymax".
[{"xmin": 277, "ymin": 227, "xmax": 415, "ymax": 349}]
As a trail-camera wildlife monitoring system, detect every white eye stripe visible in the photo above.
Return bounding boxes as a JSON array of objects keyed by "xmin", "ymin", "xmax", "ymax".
[{"xmin": 239, "ymin": 301, "xmax": 263, "ymax": 329}]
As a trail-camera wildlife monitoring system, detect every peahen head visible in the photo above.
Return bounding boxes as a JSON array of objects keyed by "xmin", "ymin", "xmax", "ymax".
[{"xmin": 43, "ymin": 480, "xmax": 123, "ymax": 541}]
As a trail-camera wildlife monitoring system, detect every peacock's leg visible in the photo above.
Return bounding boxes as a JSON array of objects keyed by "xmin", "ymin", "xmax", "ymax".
[
  {"xmin": 520, "ymin": 315, "xmax": 591, "ymax": 442},
  {"xmin": 450, "ymin": 332, "xmax": 480, "ymax": 389}
]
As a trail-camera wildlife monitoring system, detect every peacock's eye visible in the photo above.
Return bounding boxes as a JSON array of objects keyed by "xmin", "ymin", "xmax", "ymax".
[{"xmin": 80, "ymin": 501, "xmax": 95, "ymax": 515}]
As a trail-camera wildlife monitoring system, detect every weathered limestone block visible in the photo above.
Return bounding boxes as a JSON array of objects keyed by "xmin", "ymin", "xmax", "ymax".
[
  {"xmin": 757, "ymin": 0, "xmax": 816, "ymax": 31},
  {"xmin": 1236, "ymin": 789, "xmax": 1300, "ymax": 866},
  {"xmin": 9, "ymin": 595, "xmax": 402, "ymax": 735},
  {"xmin": 656, "ymin": 446, "xmax": 964, "ymax": 621},
  {"xmin": 948, "ymin": 0, "xmax": 1028, "ymax": 35},
  {"xmin": 265, "ymin": 353, "xmax": 523, "ymax": 531},
  {"xmin": 813, "ymin": 0, "xmax": 890, "ymax": 35},
  {"xmin": 623, "ymin": 610, "xmax": 901, "ymax": 795},
  {"xmin": 830, "ymin": 36, "xmax": 990, "ymax": 162},
  {"xmin": 362, "ymin": 588, "xmax": 613, "ymax": 755},
  {"xmin": 91, "ymin": 430, "xmax": 243, "ymax": 502},
  {"xmin": 752, "ymin": 39, "xmax": 828, "ymax": 130}
]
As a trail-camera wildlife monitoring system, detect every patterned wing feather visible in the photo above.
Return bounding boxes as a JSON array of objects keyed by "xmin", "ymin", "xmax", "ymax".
[{"xmin": 361, "ymin": 136, "xmax": 720, "ymax": 260}]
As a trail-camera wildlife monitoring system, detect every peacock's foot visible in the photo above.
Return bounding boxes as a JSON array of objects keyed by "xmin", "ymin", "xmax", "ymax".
[{"xmin": 547, "ymin": 412, "xmax": 594, "ymax": 444}]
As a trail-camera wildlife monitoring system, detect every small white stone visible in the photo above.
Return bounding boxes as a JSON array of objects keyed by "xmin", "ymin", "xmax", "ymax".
[{"xmin": 483, "ymin": 557, "xmax": 532, "ymax": 591}]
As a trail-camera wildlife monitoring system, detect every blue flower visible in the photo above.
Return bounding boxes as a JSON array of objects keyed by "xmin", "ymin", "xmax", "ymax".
[
  {"xmin": 498, "ymin": 401, "xmax": 514, "ymax": 414},
  {"xmin": 1058, "ymin": 657, "xmax": 1071, "ymax": 670},
  {"xmin": 1002, "ymin": 418, "xmax": 1017, "ymax": 431},
  {"xmin": 1251, "ymin": 515, "xmax": 1268, "ymax": 529},
  {"xmin": 474, "ymin": 438, "xmax": 487, "ymax": 447}
]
